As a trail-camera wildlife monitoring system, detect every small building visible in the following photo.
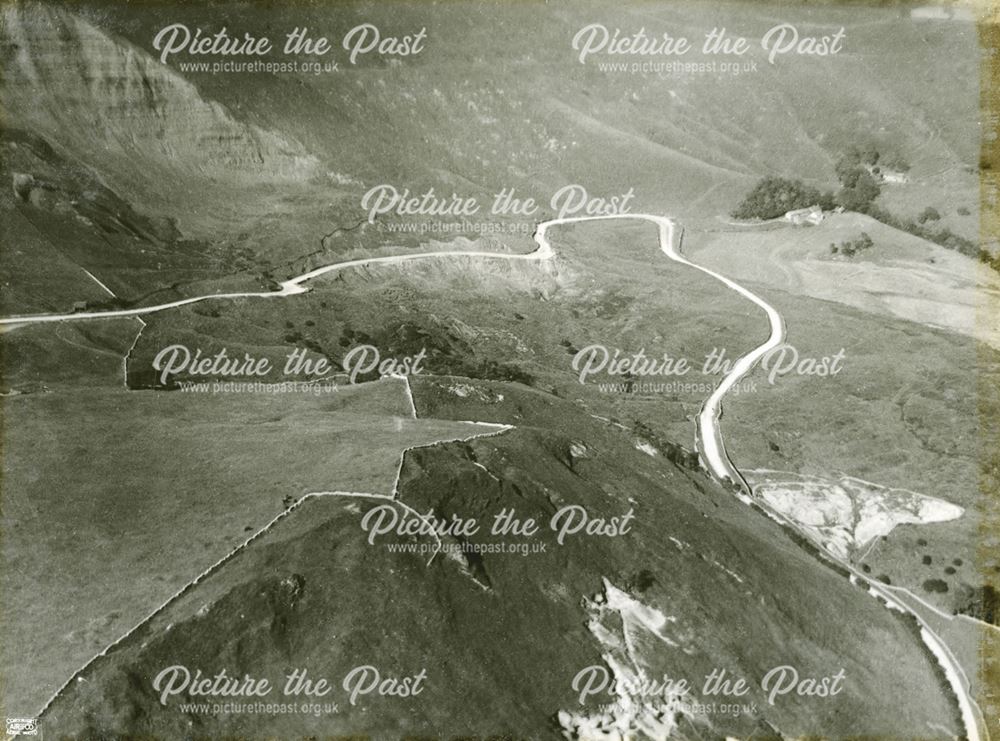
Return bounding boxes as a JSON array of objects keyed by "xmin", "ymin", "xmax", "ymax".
[
  {"xmin": 910, "ymin": 6, "xmax": 974, "ymax": 21},
  {"xmin": 881, "ymin": 170, "xmax": 910, "ymax": 184},
  {"xmin": 784, "ymin": 204, "xmax": 824, "ymax": 226},
  {"xmin": 866, "ymin": 164, "xmax": 910, "ymax": 185}
]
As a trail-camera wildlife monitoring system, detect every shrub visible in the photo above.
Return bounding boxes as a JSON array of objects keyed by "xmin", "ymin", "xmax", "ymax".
[
  {"xmin": 627, "ymin": 569, "xmax": 657, "ymax": 593},
  {"xmin": 955, "ymin": 584, "xmax": 998, "ymax": 624},
  {"xmin": 835, "ymin": 232, "xmax": 874, "ymax": 258},
  {"xmin": 917, "ymin": 207, "xmax": 941, "ymax": 223},
  {"xmin": 922, "ymin": 579, "xmax": 949, "ymax": 593}
]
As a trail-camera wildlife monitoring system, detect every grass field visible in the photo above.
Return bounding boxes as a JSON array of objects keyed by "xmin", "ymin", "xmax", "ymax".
[
  {"xmin": 688, "ymin": 213, "xmax": 1000, "ymax": 348},
  {"xmin": 1, "ymin": 377, "xmax": 504, "ymax": 715},
  {"xmin": 708, "ymin": 268, "xmax": 998, "ymax": 616}
]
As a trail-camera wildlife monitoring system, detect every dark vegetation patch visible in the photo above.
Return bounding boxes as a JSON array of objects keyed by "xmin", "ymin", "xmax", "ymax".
[
  {"xmin": 922, "ymin": 578, "xmax": 948, "ymax": 594},
  {"xmin": 731, "ymin": 143, "xmax": 994, "ymax": 270},
  {"xmin": 340, "ymin": 320, "xmax": 535, "ymax": 387},
  {"xmin": 830, "ymin": 232, "xmax": 874, "ymax": 257},
  {"xmin": 954, "ymin": 584, "xmax": 999, "ymax": 624}
]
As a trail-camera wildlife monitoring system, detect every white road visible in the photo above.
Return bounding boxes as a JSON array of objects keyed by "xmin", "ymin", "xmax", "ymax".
[
  {"xmin": 535, "ymin": 213, "xmax": 781, "ymax": 494},
  {"xmin": 1, "ymin": 214, "xmax": 983, "ymax": 740},
  {"xmin": 0, "ymin": 242, "xmax": 554, "ymax": 328},
  {"xmin": 1, "ymin": 215, "xmax": 755, "ymax": 496}
]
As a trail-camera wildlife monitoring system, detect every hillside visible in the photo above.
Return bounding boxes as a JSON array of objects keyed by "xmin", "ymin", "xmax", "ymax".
[
  {"xmin": 0, "ymin": 0, "xmax": 992, "ymax": 738},
  {"xmin": 2, "ymin": 0, "xmax": 980, "ymax": 258},
  {"xmin": 689, "ymin": 212, "xmax": 1000, "ymax": 348},
  {"xmin": 42, "ymin": 379, "xmax": 961, "ymax": 738}
]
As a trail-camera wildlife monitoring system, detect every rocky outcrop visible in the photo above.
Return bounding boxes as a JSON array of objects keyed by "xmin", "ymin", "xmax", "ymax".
[{"xmin": 0, "ymin": 3, "xmax": 318, "ymax": 190}]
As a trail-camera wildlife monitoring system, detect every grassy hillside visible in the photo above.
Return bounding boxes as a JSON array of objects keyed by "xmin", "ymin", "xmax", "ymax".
[
  {"xmin": 1, "ymin": 0, "xmax": 980, "ymax": 305},
  {"xmin": 0, "ymin": 0, "xmax": 989, "ymax": 735},
  {"xmin": 42, "ymin": 379, "xmax": 960, "ymax": 737},
  {"xmin": 106, "ymin": 213, "xmax": 999, "ymax": 621},
  {"xmin": 689, "ymin": 212, "xmax": 1000, "ymax": 347},
  {"xmin": 1, "ymin": 377, "xmax": 506, "ymax": 714}
]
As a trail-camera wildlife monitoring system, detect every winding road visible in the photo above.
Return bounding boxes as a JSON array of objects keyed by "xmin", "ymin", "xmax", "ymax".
[
  {"xmin": 0, "ymin": 213, "xmax": 985, "ymax": 741},
  {"xmin": 0, "ymin": 242, "xmax": 554, "ymax": 329},
  {"xmin": 0, "ymin": 214, "xmax": 753, "ymax": 495}
]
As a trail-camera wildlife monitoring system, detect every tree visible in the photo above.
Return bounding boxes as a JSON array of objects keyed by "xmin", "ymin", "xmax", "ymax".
[
  {"xmin": 731, "ymin": 177, "xmax": 826, "ymax": 220},
  {"xmin": 835, "ymin": 156, "xmax": 863, "ymax": 187},
  {"xmin": 836, "ymin": 170, "xmax": 881, "ymax": 211}
]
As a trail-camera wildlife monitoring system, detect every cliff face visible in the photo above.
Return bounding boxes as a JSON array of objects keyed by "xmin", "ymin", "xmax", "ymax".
[{"xmin": 0, "ymin": 3, "xmax": 318, "ymax": 196}]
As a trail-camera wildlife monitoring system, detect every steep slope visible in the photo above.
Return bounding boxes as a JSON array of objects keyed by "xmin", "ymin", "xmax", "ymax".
[
  {"xmin": 0, "ymin": 128, "xmax": 260, "ymax": 314},
  {"xmin": 1, "ymin": 3, "xmax": 317, "ymax": 199},
  {"xmin": 42, "ymin": 378, "xmax": 961, "ymax": 738},
  {"xmin": 1, "ymin": 376, "xmax": 506, "ymax": 716},
  {"xmin": 5, "ymin": 0, "xmax": 980, "ymax": 244}
]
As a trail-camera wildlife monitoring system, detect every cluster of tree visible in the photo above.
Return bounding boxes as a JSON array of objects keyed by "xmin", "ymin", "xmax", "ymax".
[
  {"xmin": 625, "ymin": 569, "xmax": 657, "ymax": 594},
  {"xmin": 731, "ymin": 147, "xmax": 999, "ymax": 273},
  {"xmin": 837, "ymin": 143, "xmax": 910, "ymax": 175},
  {"xmin": 730, "ymin": 177, "xmax": 835, "ymax": 220},
  {"xmin": 956, "ymin": 583, "xmax": 999, "ymax": 625},
  {"xmin": 864, "ymin": 204, "xmax": 981, "ymax": 260},
  {"xmin": 922, "ymin": 578, "xmax": 949, "ymax": 594},
  {"xmin": 469, "ymin": 359, "xmax": 536, "ymax": 386},
  {"xmin": 830, "ymin": 232, "xmax": 874, "ymax": 257},
  {"xmin": 830, "ymin": 143, "xmax": 915, "ymax": 210},
  {"xmin": 282, "ymin": 325, "xmax": 328, "ymax": 359},
  {"xmin": 731, "ymin": 143, "xmax": 917, "ymax": 220},
  {"xmin": 833, "ymin": 162, "xmax": 881, "ymax": 212},
  {"xmin": 630, "ymin": 420, "xmax": 699, "ymax": 469}
]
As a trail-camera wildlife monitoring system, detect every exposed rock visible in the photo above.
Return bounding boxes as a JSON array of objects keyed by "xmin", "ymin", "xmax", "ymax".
[{"xmin": 1, "ymin": 4, "xmax": 319, "ymax": 196}]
